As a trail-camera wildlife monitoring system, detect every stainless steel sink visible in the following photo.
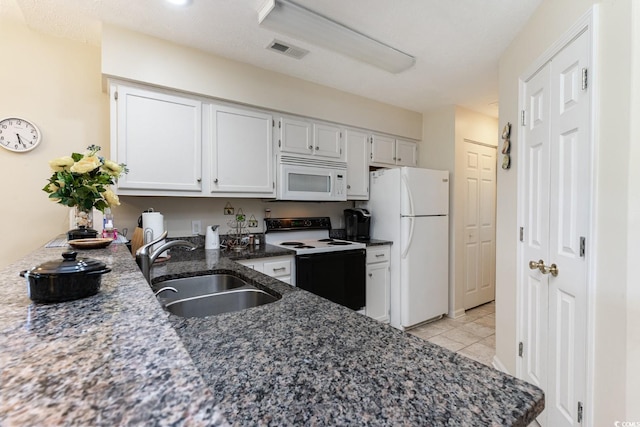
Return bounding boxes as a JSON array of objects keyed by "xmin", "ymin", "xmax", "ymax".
[
  {"xmin": 154, "ymin": 274, "xmax": 248, "ymax": 302},
  {"xmin": 154, "ymin": 273, "xmax": 280, "ymax": 318},
  {"xmin": 164, "ymin": 288, "xmax": 279, "ymax": 318}
]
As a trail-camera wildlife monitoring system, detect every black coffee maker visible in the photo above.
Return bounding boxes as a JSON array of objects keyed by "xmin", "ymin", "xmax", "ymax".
[{"xmin": 344, "ymin": 208, "xmax": 371, "ymax": 240}]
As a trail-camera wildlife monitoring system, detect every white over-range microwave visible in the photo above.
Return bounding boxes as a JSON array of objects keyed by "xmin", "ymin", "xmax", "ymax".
[{"xmin": 277, "ymin": 155, "xmax": 347, "ymax": 201}]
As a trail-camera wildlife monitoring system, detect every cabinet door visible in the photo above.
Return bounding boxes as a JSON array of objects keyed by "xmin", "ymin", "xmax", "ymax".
[
  {"xmin": 370, "ymin": 134, "xmax": 396, "ymax": 165},
  {"xmin": 113, "ymin": 84, "xmax": 202, "ymax": 192},
  {"xmin": 313, "ymin": 123, "xmax": 343, "ymax": 159},
  {"xmin": 395, "ymin": 139, "xmax": 418, "ymax": 166},
  {"xmin": 345, "ymin": 128, "xmax": 370, "ymax": 200},
  {"xmin": 366, "ymin": 262, "xmax": 390, "ymax": 323},
  {"xmin": 279, "ymin": 116, "xmax": 313, "ymax": 155},
  {"xmin": 211, "ymin": 106, "xmax": 274, "ymax": 195}
]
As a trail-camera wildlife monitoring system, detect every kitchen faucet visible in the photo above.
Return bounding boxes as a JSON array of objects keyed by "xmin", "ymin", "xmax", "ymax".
[{"xmin": 136, "ymin": 230, "xmax": 197, "ymax": 283}]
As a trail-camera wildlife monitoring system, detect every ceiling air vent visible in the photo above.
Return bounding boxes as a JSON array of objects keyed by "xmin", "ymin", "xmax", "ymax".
[{"xmin": 266, "ymin": 39, "xmax": 309, "ymax": 59}]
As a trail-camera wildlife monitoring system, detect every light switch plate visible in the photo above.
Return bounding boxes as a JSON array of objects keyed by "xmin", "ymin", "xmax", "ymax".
[{"xmin": 191, "ymin": 220, "xmax": 201, "ymax": 235}]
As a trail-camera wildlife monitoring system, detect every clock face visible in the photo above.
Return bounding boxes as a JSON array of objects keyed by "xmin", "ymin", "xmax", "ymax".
[{"xmin": 0, "ymin": 117, "xmax": 42, "ymax": 153}]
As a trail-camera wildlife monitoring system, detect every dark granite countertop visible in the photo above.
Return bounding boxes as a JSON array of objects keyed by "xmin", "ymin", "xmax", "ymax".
[
  {"xmin": 348, "ymin": 238, "xmax": 393, "ymax": 247},
  {"xmin": 0, "ymin": 239, "xmax": 543, "ymax": 426}
]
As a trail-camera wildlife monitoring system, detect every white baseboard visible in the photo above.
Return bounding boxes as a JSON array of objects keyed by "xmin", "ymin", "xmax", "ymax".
[
  {"xmin": 447, "ymin": 308, "xmax": 466, "ymax": 319},
  {"xmin": 492, "ymin": 355, "xmax": 509, "ymax": 374}
]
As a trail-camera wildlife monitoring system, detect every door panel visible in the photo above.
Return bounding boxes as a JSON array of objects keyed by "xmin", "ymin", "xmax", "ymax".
[
  {"xmin": 521, "ymin": 62, "xmax": 551, "ymax": 400},
  {"xmin": 546, "ymin": 29, "xmax": 589, "ymax": 427},
  {"xmin": 463, "ymin": 142, "xmax": 496, "ymax": 309}
]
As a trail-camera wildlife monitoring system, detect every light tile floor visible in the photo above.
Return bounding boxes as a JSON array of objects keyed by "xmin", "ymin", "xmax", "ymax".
[{"xmin": 408, "ymin": 301, "xmax": 496, "ymax": 367}]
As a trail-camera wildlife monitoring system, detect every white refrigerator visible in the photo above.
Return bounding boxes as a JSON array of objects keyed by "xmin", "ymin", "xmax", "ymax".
[{"xmin": 363, "ymin": 167, "xmax": 449, "ymax": 330}]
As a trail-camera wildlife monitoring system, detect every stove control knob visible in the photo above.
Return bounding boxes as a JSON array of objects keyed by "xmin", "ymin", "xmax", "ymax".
[{"xmin": 304, "ymin": 220, "xmax": 311, "ymax": 227}]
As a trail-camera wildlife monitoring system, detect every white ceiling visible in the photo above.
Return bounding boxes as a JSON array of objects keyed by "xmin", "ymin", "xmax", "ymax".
[{"xmin": 7, "ymin": 0, "xmax": 542, "ymax": 117}]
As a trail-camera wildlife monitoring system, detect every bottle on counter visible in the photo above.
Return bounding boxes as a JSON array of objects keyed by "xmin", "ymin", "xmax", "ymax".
[{"xmin": 102, "ymin": 208, "xmax": 118, "ymax": 240}]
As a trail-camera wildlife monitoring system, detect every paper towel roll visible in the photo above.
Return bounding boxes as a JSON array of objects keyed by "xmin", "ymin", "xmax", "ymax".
[{"xmin": 142, "ymin": 212, "xmax": 167, "ymax": 256}]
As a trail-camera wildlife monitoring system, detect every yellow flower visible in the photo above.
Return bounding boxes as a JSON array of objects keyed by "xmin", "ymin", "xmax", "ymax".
[
  {"xmin": 70, "ymin": 156, "xmax": 101, "ymax": 174},
  {"xmin": 103, "ymin": 188, "xmax": 120, "ymax": 207},
  {"xmin": 102, "ymin": 160, "xmax": 123, "ymax": 176},
  {"xmin": 47, "ymin": 183, "xmax": 59, "ymax": 192},
  {"xmin": 49, "ymin": 156, "xmax": 74, "ymax": 172}
]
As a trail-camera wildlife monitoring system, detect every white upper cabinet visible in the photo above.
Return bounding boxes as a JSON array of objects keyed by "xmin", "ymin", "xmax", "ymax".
[
  {"xmin": 279, "ymin": 116, "xmax": 312, "ymax": 155},
  {"xmin": 345, "ymin": 128, "xmax": 370, "ymax": 200},
  {"xmin": 279, "ymin": 116, "xmax": 344, "ymax": 160},
  {"xmin": 111, "ymin": 83, "xmax": 203, "ymax": 194},
  {"xmin": 209, "ymin": 105, "xmax": 275, "ymax": 196},
  {"xmin": 370, "ymin": 134, "xmax": 418, "ymax": 167},
  {"xmin": 313, "ymin": 123, "xmax": 342, "ymax": 159},
  {"xmin": 395, "ymin": 139, "xmax": 418, "ymax": 167},
  {"xmin": 370, "ymin": 134, "xmax": 396, "ymax": 165}
]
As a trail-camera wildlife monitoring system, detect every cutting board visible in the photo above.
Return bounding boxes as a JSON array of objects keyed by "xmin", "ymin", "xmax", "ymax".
[{"xmin": 130, "ymin": 227, "xmax": 144, "ymax": 258}]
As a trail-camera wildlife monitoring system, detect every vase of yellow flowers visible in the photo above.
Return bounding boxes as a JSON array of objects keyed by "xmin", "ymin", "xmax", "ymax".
[{"xmin": 43, "ymin": 145, "xmax": 127, "ymax": 240}]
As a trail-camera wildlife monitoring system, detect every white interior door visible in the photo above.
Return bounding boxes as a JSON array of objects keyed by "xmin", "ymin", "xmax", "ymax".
[
  {"xmin": 463, "ymin": 141, "xmax": 497, "ymax": 310},
  {"xmin": 520, "ymin": 29, "xmax": 590, "ymax": 427}
]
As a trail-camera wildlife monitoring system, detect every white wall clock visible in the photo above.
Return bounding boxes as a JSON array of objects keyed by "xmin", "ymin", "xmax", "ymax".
[{"xmin": 0, "ymin": 117, "xmax": 42, "ymax": 153}]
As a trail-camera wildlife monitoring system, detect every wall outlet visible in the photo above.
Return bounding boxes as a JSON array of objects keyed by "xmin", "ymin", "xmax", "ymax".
[{"xmin": 191, "ymin": 220, "xmax": 201, "ymax": 235}]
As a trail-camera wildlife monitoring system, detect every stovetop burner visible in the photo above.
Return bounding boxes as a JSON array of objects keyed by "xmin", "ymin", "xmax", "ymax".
[
  {"xmin": 328, "ymin": 241, "xmax": 351, "ymax": 246},
  {"xmin": 295, "ymin": 245, "xmax": 315, "ymax": 249},
  {"xmin": 317, "ymin": 238, "xmax": 334, "ymax": 242},
  {"xmin": 281, "ymin": 241, "xmax": 305, "ymax": 246}
]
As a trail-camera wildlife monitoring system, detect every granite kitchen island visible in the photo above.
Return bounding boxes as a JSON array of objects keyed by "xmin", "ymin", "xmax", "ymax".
[{"xmin": 0, "ymin": 240, "xmax": 543, "ymax": 426}]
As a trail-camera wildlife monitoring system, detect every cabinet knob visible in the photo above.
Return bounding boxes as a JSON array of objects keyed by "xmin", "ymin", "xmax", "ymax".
[
  {"xmin": 197, "ymin": 178, "xmax": 202, "ymax": 183},
  {"xmin": 309, "ymin": 145, "xmax": 313, "ymax": 150},
  {"xmin": 397, "ymin": 158, "xmax": 402, "ymax": 161},
  {"xmin": 214, "ymin": 178, "xmax": 219, "ymax": 184},
  {"xmin": 314, "ymin": 146, "xmax": 319, "ymax": 150},
  {"xmin": 368, "ymin": 273, "xmax": 373, "ymax": 278},
  {"xmin": 347, "ymin": 185, "xmax": 351, "ymax": 189}
]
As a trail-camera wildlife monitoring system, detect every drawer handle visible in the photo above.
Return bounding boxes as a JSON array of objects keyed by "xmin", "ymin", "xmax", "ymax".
[
  {"xmin": 272, "ymin": 267, "xmax": 286, "ymax": 272},
  {"xmin": 375, "ymin": 254, "xmax": 385, "ymax": 257}
]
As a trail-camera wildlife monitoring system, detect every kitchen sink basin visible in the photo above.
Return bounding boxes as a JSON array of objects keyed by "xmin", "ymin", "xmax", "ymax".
[
  {"xmin": 154, "ymin": 274, "xmax": 248, "ymax": 302},
  {"xmin": 164, "ymin": 288, "xmax": 279, "ymax": 318},
  {"xmin": 154, "ymin": 273, "xmax": 280, "ymax": 318}
]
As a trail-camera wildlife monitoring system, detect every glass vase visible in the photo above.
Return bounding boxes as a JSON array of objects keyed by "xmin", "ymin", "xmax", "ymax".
[
  {"xmin": 68, "ymin": 207, "xmax": 98, "ymax": 240},
  {"xmin": 74, "ymin": 207, "xmax": 94, "ymax": 229}
]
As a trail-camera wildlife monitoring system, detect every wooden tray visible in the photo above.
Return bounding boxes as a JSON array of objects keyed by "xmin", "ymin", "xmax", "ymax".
[{"xmin": 68, "ymin": 238, "xmax": 113, "ymax": 249}]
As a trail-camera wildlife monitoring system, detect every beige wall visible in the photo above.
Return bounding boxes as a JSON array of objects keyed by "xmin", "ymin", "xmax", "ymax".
[
  {"xmin": 0, "ymin": 19, "xmax": 109, "ymax": 267},
  {"xmin": 497, "ymin": 0, "xmax": 636, "ymax": 423},
  {"xmin": 421, "ymin": 106, "xmax": 498, "ymax": 319},
  {"xmin": 102, "ymin": 25, "xmax": 422, "ymax": 140}
]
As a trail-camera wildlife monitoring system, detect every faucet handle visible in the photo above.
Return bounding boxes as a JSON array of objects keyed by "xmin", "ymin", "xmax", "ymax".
[{"xmin": 136, "ymin": 230, "xmax": 168, "ymax": 257}]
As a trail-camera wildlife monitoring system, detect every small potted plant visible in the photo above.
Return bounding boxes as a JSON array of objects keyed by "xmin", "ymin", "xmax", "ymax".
[{"xmin": 43, "ymin": 145, "xmax": 128, "ymax": 240}]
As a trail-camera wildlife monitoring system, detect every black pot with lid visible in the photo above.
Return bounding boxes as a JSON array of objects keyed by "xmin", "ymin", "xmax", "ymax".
[{"xmin": 20, "ymin": 251, "xmax": 111, "ymax": 303}]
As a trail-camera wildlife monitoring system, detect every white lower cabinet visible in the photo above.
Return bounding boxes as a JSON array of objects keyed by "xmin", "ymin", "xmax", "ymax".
[
  {"xmin": 237, "ymin": 255, "xmax": 295, "ymax": 286},
  {"xmin": 365, "ymin": 245, "xmax": 390, "ymax": 323}
]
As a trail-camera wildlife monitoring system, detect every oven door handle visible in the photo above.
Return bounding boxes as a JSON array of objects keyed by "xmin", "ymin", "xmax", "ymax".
[{"xmin": 401, "ymin": 216, "xmax": 414, "ymax": 259}]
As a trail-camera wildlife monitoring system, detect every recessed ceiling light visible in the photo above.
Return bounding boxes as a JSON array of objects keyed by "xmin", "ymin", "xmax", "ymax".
[{"xmin": 165, "ymin": 0, "xmax": 192, "ymax": 6}]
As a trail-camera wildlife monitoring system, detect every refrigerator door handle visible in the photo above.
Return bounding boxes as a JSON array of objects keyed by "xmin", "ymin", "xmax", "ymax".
[
  {"xmin": 401, "ymin": 172, "xmax": 415, "ymax": 216},
  {"xmin": 401, "ymin": 216, "xmax": 414, "ymax": 259}
]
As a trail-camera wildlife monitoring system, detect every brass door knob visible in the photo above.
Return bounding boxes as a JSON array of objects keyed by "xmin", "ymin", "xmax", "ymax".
[{"xmin": 529, "ymin": 259, "xmax": 559, "ymax": 277}]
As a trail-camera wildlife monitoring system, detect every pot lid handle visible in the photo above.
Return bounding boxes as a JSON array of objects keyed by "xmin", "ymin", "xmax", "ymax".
[{"xmin": 62, "ymin": 251, "xmax": 78, "ymax": 261}]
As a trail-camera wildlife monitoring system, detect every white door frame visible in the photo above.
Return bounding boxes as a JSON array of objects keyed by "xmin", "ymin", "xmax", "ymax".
[{"xmin": 516, "ymin": 6, "xmax": 598, "ymax": 425}]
